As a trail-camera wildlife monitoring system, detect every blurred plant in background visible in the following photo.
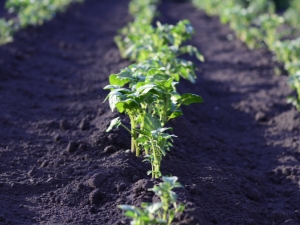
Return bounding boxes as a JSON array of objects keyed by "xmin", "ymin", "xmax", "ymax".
[{"xmin": 0, "ymin": 0, "xmax": 83, "ymax": 44}]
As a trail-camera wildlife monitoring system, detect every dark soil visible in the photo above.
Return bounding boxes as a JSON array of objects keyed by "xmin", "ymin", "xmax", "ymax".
[{"xmin": 0, "ymin": 0, "xmax": 299, "ymax": 224}]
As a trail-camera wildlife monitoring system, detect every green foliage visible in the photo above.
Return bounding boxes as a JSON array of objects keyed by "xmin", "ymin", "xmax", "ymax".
[
  {"xmin": 0, "ymin": 0, "xmax": 83, "ymax": 44},
  {"xmin": 0, "ymin": 19, "xmax": 15, "ymax": 44},
  {"xmin": 104, "ymin": 68, "xmax": 203, "ymax": 162},
  {"xmin": 105, "ymin": 0, "xmax": 204, "ymax": 177},
  {"xmin": 284, "ymin": 0, "xmax": 300, "ymax": 29},
  {"xmin": 192, "ymin": 0, "xmax": 300, "ymax": 110},
  {"xmin": 118, "ymin": 176, "xmax": 185, "ymax": 225},
  {"xmin": 139, "ymin": 127, "xmax": 176, "ymax": 178},
  {"xmin": 6, "ymin": 0, "xmax": 83, "ymax": 27}
]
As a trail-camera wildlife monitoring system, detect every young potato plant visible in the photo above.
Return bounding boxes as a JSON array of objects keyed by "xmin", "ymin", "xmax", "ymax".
[
  {"xmin": 118, "ymin": 176, "xmax": 185, "ymax": 224},
  {"xmin": 0, "ymin": 19, "xmax": 15, "ymax": 44},
  {"xmin": 193, "ymin": 0, "xmax": 300, "ymax": 111},
  {"xmin": 129, "ymin": 0, "xmax": 159, "ymax": 24},
  {"xmin": 6, "ymin": 0, "xmax": 83, "ymax": 28},
  {"xmin": 287, "ymin": 71, "xmax": 300, "ymax": 111},
  {"xmin": 116, "ymin": 20, "xmax": 203, "ymax": 63},
  {"xmin": 0, "ymin": 0, "xmax": 83, "ymax": 45},
  {"xmin": 284, "ymin": 0, "xmax": 300, "ymax": 31},
  {"xmin": 257, "ymin": 14, "xmax": 284, "ymax": 51},
  {"xmin": 104, "ymin": 69, "xmax": 203, "ymax": 157},
  {"xmin": 138, "ymin": 127, "xmax": 176, "ymax": 178},
  {"xmin": 274, "ymin": 38, "xmax": 300, "ymax": 70}
]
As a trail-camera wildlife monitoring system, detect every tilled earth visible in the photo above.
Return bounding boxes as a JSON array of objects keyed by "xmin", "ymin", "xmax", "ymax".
[{"xmin": 0, "ymin": 0, "xmax": 300, "ymax": 224}]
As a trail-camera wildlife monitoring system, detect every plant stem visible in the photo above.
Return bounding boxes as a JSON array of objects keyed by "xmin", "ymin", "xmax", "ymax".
[
  {"xmin": 151, "ymin": 142, "xmax": 160, "ymax": 178},
  {"xmin": 129, "ymin": 115, "xmax": 139, "ymax": 156}
]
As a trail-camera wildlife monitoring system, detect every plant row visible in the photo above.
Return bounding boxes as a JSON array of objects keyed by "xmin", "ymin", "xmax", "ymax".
[
  {"xmin": 192, "ymin": 0, "xmax": 300, "ymax": 110},
  {"xmin": 104, "ymin": 0, "xmax": 204, "ymax": 178},
  {"xmin": 0, "ymin": 0, "xmax": 83, "ymax": 44},
  {"xmin": 104, "ymin": 0, "xmax": 204, "ymax": 224}
]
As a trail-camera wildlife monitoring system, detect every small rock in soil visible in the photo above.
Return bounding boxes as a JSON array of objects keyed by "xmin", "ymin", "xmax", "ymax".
[
  {"xmin": 88, "ymin": 172, "xmax": 107, "ymax": 188},
  {"xmin": 79, "ymin": 119, "xmax": 90, "ymax": 130},
  {"xmin": 54, "ymin": 134, "xmax": 61, "ymax": 142},
  {"xmin": 60, "ymin": 119, "xmax": 70, "ymax": 130},
  {"xmin": 66, "ymin": 141, "xmax": 77, "ymax": 153},
  {"xmin": 40, "ymin": 160, "xmax": 49, "ymax": 168},
  {"xmin": 89, "ymin": 189, "xmax": 103, "ymax": 204},
  {"xmin": 104, "ymin": 145, "xmax": 117, "ymax": 154},
  {"xmin": 255, "ymin": 112, "xmax": 267, "ymax": 122}
]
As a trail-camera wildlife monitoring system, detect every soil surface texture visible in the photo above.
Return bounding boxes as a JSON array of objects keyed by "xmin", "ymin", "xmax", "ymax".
[{"xmin": 0, "ymin": 0, "xmax": 300, "ymax": 224}]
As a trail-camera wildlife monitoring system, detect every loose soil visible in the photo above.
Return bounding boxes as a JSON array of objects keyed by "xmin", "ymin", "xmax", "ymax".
[{"xmin": 0, "ymin": 0, "xmax": 299, "ymax": 224}]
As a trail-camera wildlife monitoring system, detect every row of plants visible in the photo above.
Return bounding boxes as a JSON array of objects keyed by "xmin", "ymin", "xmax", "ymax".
[
  {"xmin": 0, "ymin": 0, "xmax": 83, "ymax": 44},
  {"xmin": 192, "ymin": 0, "xmax": 300, "ymax": 110},
  {"xmin": 104, "ymin": 0, "xmax": 204, "ymax": 223}
]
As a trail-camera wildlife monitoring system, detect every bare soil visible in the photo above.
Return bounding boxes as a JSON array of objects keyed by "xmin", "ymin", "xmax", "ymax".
[{"xmin": 0, "ymin": 0, "xmax": 299, "ymax": 224}]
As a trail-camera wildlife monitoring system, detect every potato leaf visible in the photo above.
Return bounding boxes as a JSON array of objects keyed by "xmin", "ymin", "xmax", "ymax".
[
  {"xmin": 109, "ymin": 72, "xmax": 132, "ymax": 86},
  {"xmin": 144, "ymin": 113, "xmax": 161, "ymax": 131},
  {"xmin": 106, "ymin": 117, "xmax": 121, "ymax": 132},
  {"xmin": 115, "ymin": 99, "xmax": 139, "ymax": 113},
  {"xmin": 178, "ymin": 93, "xmax": 203, "ymax": 105}
]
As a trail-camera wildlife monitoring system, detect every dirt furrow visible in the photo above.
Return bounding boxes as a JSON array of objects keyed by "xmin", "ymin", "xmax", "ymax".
[{"xmin": 0, "ymin": 0, "xmax": 299, "ymax": 224}]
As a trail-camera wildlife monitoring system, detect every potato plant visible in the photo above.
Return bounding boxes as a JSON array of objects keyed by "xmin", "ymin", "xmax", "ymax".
[
  {"xmin": 287, "ymin": 72, "xmax": 300, "ymax": 111},
  {"xmin": 104, "ymin": 69, "xmax": 203, "ymax": 158},
  {"xmin": 0, "ymin": 19, "xmax": 15, "ymax": 44},
  {"xmin": 115, "ymin": 20, "xmax": 203, "ymax": 64},
  {"xmin": 105, "ymin": 0, "xmax": 204, "ymax": 177},
  {"xmin": 118, "ymin": 176, "xmax": 185, "ymax": 224},
  {"xmin": 192, "ymin": 0, "xmax": 300, "ymax": 111},
  {"xmin": 0, "ymin": 0, "xmax": 83, "ymax": 44},
  {"xmin": 6, "ymin": 0, "xmax": 83, "ymax": 27}
]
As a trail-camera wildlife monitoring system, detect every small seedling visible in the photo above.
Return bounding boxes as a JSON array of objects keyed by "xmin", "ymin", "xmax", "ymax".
[{"xmin": 118, "ymin": 176, "xmax": 185, "ymax": 225}]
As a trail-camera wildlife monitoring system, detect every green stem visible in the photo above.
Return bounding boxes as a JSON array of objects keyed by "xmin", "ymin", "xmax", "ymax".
[
  {"xmin": 162, "ymin": 97, "xmax": 168, "ymax": 126},
  {"xmin": 129, "ymin": 115, "xmax": 139, "ymax": 156}
]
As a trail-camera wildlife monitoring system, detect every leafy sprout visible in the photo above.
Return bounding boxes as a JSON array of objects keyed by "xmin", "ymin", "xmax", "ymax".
[{"xmin": 118, "ymin": 176, "xmax": 185, "ymax": 225}]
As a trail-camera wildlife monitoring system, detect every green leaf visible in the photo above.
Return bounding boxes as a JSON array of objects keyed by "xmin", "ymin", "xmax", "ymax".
[
  {"xmin": 162, "ymin": 176, "xmax": 178, "ymax": 185},
  {"xmin": 115, "ymin": 99, "xmax": 139, "ymax": 113},
  {"xmin": 106, "ymin": 117, "xmax": 121, "ymax": 132},
  {"xmin": 168, "ymin": 110, "xmax": 183, "ymax": 119},
  {"xmin": 147, "ymin": 202, "xmax": 163, "ymax": 214},
  {"xmin": 109, "ymin": 72, "xmax": 131, "ymax": 86},
  {"xmin": 144, "ymin": 113, "xmax": 161, "ymax": 131},
  {"xmin": 136, "ymin": 136, "xmax": 148, "ymax": 144},
  {"xmin": 179, "ymin": 93, "xmax": 203, "ymax": 105},
  {"xmin": 103, "ymin": 84, "xmax": 121, "ymax": 90},
  {"xmin": 147, "ymin": 68, "xmax": 163, "ymax": 76},
  {"xmin": 108, "ymin": 93, "xmax": 121, "ymax": 112},
  {"xmin": 124, "ymin": 211, "xmax": 136, "ymax": 218},
  {"xmin": 137, "ymin": 84, "xmax": 156, "ymax": 95}
]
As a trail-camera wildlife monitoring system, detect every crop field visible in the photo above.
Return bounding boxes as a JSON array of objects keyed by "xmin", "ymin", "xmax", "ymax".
[{"xmin": 0, "ymin": 0, "xmax": 299, "ymax": 224}]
